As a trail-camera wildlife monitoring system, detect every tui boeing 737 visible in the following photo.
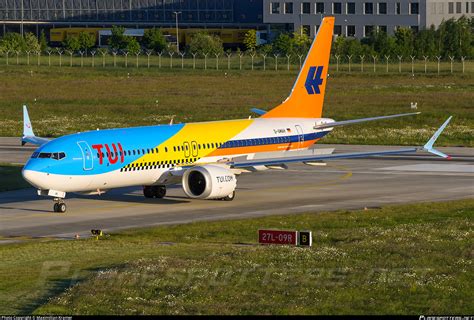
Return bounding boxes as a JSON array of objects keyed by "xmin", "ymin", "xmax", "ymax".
[{"xmin": 21, "ymin": 17, "xmax": 452, "ymax": 213}]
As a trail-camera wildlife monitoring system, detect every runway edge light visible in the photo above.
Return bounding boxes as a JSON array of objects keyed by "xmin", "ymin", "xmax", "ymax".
[
  {"xmin": 298, "ymin": 231, "xmax": 312, "ymax": 247},
  {"xmin": 91, "ymin": 229, "xmax": 103, "ymax": 240}
]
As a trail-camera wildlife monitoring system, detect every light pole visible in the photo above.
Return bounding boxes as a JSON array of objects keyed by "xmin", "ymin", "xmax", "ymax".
[
  {"xmin": 20, "ymin": 0, "xmax": 24, "ymax": 36},
  {"xmin": 173, "ymin": 11, "xmax": 181, "ymax": 53},
  {"xmin": 299, "ymin": 13, "xmax": 303, "ymax": 36}
]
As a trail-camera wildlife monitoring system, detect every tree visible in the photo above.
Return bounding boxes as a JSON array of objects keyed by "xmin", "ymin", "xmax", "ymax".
[
  {"xmin": 78, "ymin": 32, "xmax": 96, "ymax": 54},
  {"xmin": 332, "ymin": 36, "xmax": 346, "ymax": 56},
  {"xmin": 414, "ymin": 26, "xmax": 437, "ymax": 58},
  {"xmin": 394, "ymin": 27, "xmax": 414, "ymax": 57},
  {"xmin": 243, "ymin": 29, "xmax": 257, "ymax": 52},
  {"xmin": 272, "ymin": 33, "xmax": 293, "ymax": 55},
  {"xmin": 188, "ymin": 32, "xmax": 224, "ymax": 56},
  {"xmin": 0, "ymin": 32, "xmax": 26, "ymax": 52},
  {"xmin": 39, "ymin": 30, "xmax": 48, "ymax": 51},
  {"xmin": 456, "ymin": 16, "xmax": 472, "ymax": 58},
  {"xmin": 366, "ymin": 30, "xmax": 397, "ymax": 57},
  {"xmin": 258, "ymin": 43, "xmax": 273, "ymax": 55},
  {"xmin": 62, "ymin": 34, "xmax": 81, "ymax": 52},
  {"xmin": 143, "ymin": 28, "xmax": 167, "ymax": 52},
  {"xmin": 292, "ymin": 28, "xmax": 312, "ymax": 56},
  {"xmin": 126, "ymin": 37, "xmax": 141, "ymax": 54},
  {"xmin": 24, "ymin": 33, "xmax": 40, "ymax": 52},
  {"xmin": 438, "ymin": 17, "xmax": 472, "ymax": 58},
  {"xmin": 108, "ymin": 26, "xmax": 129, "ymax": 51}
]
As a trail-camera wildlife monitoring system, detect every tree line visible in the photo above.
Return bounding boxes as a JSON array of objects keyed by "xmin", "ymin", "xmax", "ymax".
[
  {"xmin": 261, "ymin": 16, "xmax": 472, "ymax": 60},
  {"xmin": 0, "ymin": 16, "xmax": 471, "ymax": 60}
]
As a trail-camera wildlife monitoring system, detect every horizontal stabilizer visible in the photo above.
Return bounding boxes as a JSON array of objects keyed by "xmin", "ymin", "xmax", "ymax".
[
  {"xmin": 314, "ymin": 112, "xmax": 420, "ymax": 130},
  {"xmin": 251, "ymin": 108, "xmax": 267, "ymax": 116}
]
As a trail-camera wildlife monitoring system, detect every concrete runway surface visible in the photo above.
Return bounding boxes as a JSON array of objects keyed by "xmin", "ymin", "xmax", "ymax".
[{"xmin": 0, "ymin": 137, "xmax": 472, "ymax": 239}]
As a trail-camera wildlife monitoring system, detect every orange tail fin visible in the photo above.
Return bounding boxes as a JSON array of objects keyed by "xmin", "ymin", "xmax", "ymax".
[{"xmin": 262, "ymin": 17, "xmax": 335, "ymax": 119}]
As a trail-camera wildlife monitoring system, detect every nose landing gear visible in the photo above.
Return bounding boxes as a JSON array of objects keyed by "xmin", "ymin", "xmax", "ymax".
[{"xmin": 53, "ymin": 199, "xmax": 67, "ymax": 213}]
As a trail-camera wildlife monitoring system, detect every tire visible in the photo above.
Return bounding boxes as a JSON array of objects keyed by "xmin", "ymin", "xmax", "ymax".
[
  {"xmin": 58, "ymin": 203, "xmax": 67, "ymax": 213},
  {"xmin": 53, "ymin": 203, "xmax": 59, "ymax": 212},
  {"xmin": 222, "ymin": 191, "xmax": 235, "ymax": 201},
  {"xmin": 153, "ymin": 186, "xmax": 166, "ymax": 198},
  {"xmin": 143, "ymin": 186, "xmax": 154, "ymax": 198}
]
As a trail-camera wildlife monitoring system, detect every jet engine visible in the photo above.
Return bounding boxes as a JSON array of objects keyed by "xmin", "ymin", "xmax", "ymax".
[{"xmin": 182, "ymin": 165, "xmax": 236, "ymax": 200}]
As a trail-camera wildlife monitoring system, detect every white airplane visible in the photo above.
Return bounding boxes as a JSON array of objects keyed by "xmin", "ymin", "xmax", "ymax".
[{"xmin": 21, "ymin": 17, "xmax": 452, "ymax": 213}]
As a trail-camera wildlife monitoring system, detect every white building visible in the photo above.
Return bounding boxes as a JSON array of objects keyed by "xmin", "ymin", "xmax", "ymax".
[{"xmin": 263, "ymin": 0, "xmax": 473, "ymax": 38}]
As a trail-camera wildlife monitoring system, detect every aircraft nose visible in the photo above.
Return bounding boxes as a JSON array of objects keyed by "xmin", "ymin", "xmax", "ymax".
[{"xmin": 22, "ymin": 168, "xmax": 46, "ymax": 189}]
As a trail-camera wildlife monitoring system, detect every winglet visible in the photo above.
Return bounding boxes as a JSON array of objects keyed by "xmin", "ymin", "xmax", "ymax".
[
  {"xmin": 422, "ymin": 116, "xmax": 452, "ymax": 159},
  {"xmin": 23, "ymin": 105, "xmax": 35, "ymax": 137}
]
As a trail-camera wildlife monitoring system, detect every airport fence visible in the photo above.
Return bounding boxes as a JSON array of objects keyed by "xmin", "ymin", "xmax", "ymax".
[{"xmin": 0, "ymin": 50, "xmax": 471, "ymax": 74}]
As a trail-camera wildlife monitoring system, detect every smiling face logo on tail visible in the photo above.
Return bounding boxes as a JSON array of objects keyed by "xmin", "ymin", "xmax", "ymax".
[{"xmin": 305, "ymin": 66, "xmax": 324, "ymax": 95}]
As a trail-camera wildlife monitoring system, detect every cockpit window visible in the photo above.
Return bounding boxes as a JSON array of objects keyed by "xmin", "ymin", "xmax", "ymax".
[
  {"xmin": 38, "ymin": 152, "xmax": 52, "ymax": 159},
  {"xmin": 36, "ymin": 152, "xmax": 66, "ymax": 160},
  {"xmin": 52, "ymin": 152, "xmax": 66, "ymax": 160}
]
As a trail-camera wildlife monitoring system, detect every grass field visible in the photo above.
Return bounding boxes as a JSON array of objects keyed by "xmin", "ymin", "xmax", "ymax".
[
  {"xmin": 0, "ymin": 199, "xmax": 473, "ymax": 315},
  {"xmin": 0, "ymin": 163, "xmax": 29, "ymax": 191},
  {"xmin": 0, "ymin": 65, "xmax": 473, "ymax": 146}
]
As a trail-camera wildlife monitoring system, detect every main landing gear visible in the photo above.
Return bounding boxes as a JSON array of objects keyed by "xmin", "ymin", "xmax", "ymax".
[
  {"xmin": 221, "ymin": 191, "xmax": 236, "ymax": 201},
  {"xmin": 53, "ymin": 198, "xmax": 67, "ymax": 213},
  {"xmin": 143, "ymin": 185, "xmax": 167, "ymax": 199}
]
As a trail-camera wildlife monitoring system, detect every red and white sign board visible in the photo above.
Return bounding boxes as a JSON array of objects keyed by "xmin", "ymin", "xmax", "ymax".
[{"xmin": 258, "ymin": 229, "xmax": 298, "ymax": 245}]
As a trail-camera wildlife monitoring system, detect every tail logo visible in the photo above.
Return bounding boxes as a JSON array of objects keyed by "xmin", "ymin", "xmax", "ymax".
[{"xmin": 305, "ymin": 66, "xmax": 324, "ymax": 95}]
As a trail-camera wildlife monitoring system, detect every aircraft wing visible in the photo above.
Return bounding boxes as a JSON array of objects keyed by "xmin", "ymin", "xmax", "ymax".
[
  {"xmin": 230, "ymin": 117, "xmax": 452, "ymax": 169},
  {"xmin": 314, "ymin": 112, "xmax": 420, "ymax": 130},
  {"xmin": 21, "ymin": 105, "xmax": 51, "ymax": 146},
  {"xmin": 230, "ymin": 148, "xmax": 418, "ymax": 168},
  {"xmin": 22, "ymin": 135, "xmax": 51, "ymax": 146}
]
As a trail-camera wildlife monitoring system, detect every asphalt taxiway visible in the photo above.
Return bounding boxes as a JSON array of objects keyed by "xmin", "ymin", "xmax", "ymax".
[{"xmin": 0, "ymin": 137, "xmax": 472, "ymax": 239}]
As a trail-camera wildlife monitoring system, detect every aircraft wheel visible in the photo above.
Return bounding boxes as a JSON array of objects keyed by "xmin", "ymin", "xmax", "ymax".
[
  {"xmin": 58, "ymin": 203, "xmax": 67, "ymax": 213},
  {"xmin": 53, "ymin": 202, "xmax": 67, "ymax": 213},
  {"xmin": 222, "ymin": 191, "xmax": 235, "ymax": 201},
  {"xmin": 143, "ymin": 186, "xmax": 154, "ymax": 198},
  {"xmin": 153, "ymin": 186, "xmax": 166, "ymax": 198}
]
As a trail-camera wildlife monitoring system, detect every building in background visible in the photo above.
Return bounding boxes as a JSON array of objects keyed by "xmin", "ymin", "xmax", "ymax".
[
  {"xmin": 0, "ymin": 0, "xmax": 265, "ymax": 37},
  {"xmin": 263, "ymin": 0, "xmax": 473, "ymax": 38}
]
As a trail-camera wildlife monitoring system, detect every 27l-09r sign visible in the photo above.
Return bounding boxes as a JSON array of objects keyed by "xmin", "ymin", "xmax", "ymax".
[{"xmin": 258, "ymin": 230, "xmax": 297, "ymax": 245}]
